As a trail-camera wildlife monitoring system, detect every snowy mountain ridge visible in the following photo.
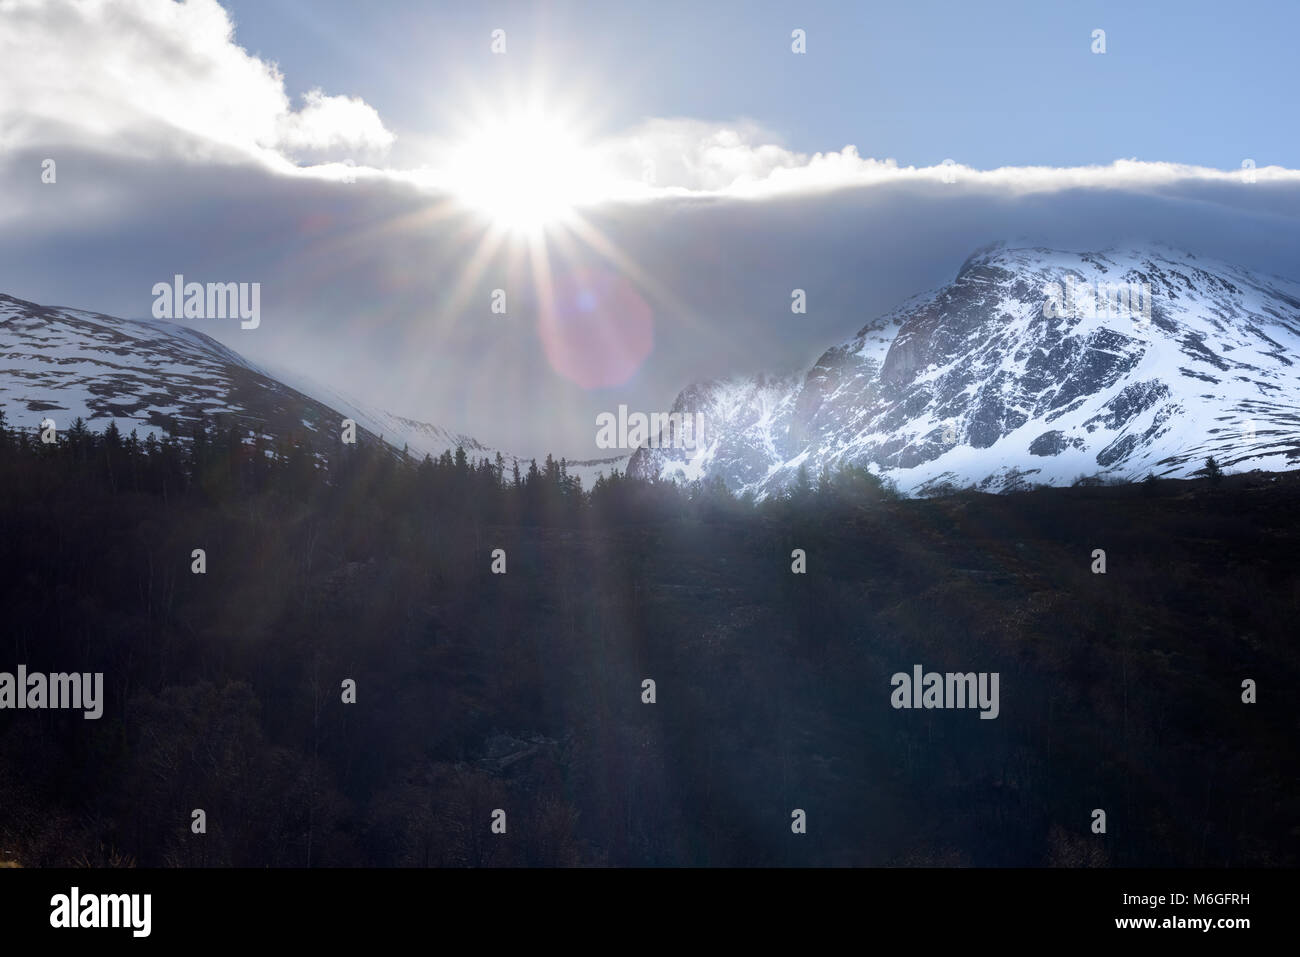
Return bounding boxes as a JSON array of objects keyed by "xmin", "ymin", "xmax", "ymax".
[
  {"xmin": 629, "ymin": 244, "xmax": 1300, "ymax": 496},
  {"xmin": 0, "ymin": 292, "xmax": 627, "ymax": 484}
]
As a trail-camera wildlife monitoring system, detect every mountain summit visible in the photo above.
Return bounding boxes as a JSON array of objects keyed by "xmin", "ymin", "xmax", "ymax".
[{"xmin": 629, "ymin": 245, "xmax": 1300, "ymax": 495}]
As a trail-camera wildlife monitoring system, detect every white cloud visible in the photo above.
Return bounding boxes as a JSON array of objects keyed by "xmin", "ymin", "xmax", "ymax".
[
  {"xmin": 588, "ymin": 118, "xmax": 1300, "ymax": 200},
  {"xmin": 2, "ymin": 0, "xmax": 1294, "ymax": 202},
  {"xmin": 275, "ymin": 89, "xmax": 394, "ymax": 159},
  {"xmin": 596, "ymin": 118, "xmax": 814, "ymax": 192},
  {"xmin": 0, "ymin": 0, "xmax": 394, "ymax": 164}
]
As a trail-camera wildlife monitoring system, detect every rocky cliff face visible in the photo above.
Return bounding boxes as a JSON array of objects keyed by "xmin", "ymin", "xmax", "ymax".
[{"xmin": 629, "ymin": 244, "xmax": 1300, "ymax": 495}]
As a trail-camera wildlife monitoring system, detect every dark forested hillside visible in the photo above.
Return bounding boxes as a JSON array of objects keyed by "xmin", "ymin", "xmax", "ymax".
[{"xmin": 0, "ymin": 413, "xmax": 1295, "ymax": 867}]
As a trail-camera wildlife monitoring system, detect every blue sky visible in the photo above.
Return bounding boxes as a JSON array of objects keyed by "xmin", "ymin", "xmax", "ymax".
[{"xmin": 223, "ymin": 0, "xmax": 1298, "ymax": 170}]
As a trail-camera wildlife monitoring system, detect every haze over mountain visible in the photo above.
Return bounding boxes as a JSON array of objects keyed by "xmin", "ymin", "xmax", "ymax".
[
  {"xmin": 0, "ymin": 292, "xmax": 626, "ymax": 486},
  {"xmin": 629, "ymin": 245, "xmax": 1300, "ymax": 496}
]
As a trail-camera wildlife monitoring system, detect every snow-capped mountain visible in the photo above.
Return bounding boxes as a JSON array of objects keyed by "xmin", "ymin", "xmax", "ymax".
[
  {"xmin": 0, "ymin": 292, "xmax": 628, "ymax": 483},
  {"xmin": 0, "ymin": 292, "xmax": 374, "ymax": 449},
  {"xmin": 629, "ymin": 244, "xmax": 1300, "ymax": 496}
]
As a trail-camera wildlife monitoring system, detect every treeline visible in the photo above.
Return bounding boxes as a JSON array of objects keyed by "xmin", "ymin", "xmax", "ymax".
[
  {"xmin": 0, "ymin": 412, "xmax": 1294, "ymax": 868},
  {"xmin": 0, "ymin": 410, "xmax": 899, "ymax": 523}
]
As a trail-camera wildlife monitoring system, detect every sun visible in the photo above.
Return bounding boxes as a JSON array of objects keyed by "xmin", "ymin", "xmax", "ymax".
[
  {"xmin": 443, "ymin": 109, "xmax": 609, "ymax": 235},
  {"xmin": 409, "ymin": 90, "xmax": 689, "ymax": 362}
]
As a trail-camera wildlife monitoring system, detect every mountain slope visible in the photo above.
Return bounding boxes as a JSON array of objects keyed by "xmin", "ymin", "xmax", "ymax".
[
  {"xmin": 261, "ymin": 364, "xmax": 628, "ymax": 483},
  {"xmin": 0, "ymin": 292, "xmax": 629, "ymax": 482},
  {"xmin": 253, "ymin": 362, "xmax": 491, "ymax": 459},
  {"xmin": 0, "ymin": 292, "xmax": 374, "ymax": 450},
  {"xmin": 629, "ymin": 245, "xmax": 1300, "ymax": 496}
]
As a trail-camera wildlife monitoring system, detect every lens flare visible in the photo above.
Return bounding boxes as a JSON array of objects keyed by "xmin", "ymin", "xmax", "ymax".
[{"xmin": 538, "ymin": 267, "xmax": 654, "ymax": 389}]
